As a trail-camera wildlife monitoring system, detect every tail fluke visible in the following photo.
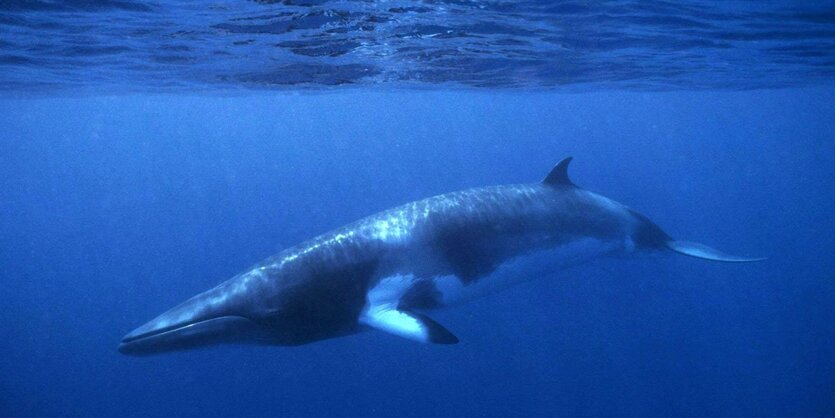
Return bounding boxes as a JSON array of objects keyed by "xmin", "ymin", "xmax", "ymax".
[{"xmin": 666, "ymin": 240, "xmax": 766, "ymax": 263}]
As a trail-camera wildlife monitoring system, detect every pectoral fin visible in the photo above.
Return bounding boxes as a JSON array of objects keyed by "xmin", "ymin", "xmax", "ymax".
[
  {"xmin": 360, "ymin": 306, "xmax": 458, "ymax": 344},
  {"xmin": 667, "ymin": 240, "xmax": 766, "ymax": 263}
]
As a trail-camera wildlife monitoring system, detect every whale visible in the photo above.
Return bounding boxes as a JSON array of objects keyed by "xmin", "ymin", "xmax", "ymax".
[{"xmin": 118, "ymin": 157, "xmax": 764, "ymax": 355}]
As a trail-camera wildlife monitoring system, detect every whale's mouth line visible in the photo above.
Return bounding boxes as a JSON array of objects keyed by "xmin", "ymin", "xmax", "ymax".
[
  {"xmin": 121, "ymin": 321, "xmax": 199, "ymax": 344},
  {"xmin": 120, "ymin": 315, "xmax": 250, "ymax": 345},
  {"xmin": 118, "ymin": 315, "xmax": 275, "ymax": 355}
]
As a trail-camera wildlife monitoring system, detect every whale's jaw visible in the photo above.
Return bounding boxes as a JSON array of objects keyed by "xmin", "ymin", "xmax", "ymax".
[{"xmin": 118, "ymin": 314, "xmax": 273, "ymax": 356}]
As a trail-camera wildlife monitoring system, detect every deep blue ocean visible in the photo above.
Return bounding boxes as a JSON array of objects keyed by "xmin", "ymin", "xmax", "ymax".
[{"xmin": 2, "ymin": 1, "xmax": 835, "ymax": 417}]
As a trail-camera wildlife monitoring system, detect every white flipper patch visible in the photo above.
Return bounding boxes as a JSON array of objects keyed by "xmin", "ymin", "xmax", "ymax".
[
  {"xmin": 360, "ymin": 306, "xmax": 458, "ymax": 344},
  {"xmin": 360, "ymin": 274, "xmax": 458, "ymax": 344}
]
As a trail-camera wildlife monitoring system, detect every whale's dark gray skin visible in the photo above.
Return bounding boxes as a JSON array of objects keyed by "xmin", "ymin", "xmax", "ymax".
[{"xmin": 119, "ymin": 158, "xmax": 764, "ymax": 355}]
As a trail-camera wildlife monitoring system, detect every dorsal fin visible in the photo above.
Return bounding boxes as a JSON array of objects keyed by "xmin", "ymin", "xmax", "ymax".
[{"xmin": 542, "ymin": 157, "xmax": 575, "ymax": 187}]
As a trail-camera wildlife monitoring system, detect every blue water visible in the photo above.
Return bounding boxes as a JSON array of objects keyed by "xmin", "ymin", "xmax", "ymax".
[{"xmin": 2, "ymin": 2, "xmax": 835, "ymax": 418}]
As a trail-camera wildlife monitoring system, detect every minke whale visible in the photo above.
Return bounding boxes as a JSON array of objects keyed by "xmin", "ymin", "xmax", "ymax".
[{"xmin": 119, "ymin": 158, "xmax": 764, "ymax": 355}]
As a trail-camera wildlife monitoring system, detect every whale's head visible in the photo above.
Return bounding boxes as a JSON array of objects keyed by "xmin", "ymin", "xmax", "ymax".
[
  {"xmin": 116, "ymin": 265, "xmax": 332, "ymax": 356},
  {"xmin": 118, "ymin": 275, "xmax": 277, "ymax": 356},
  {"xmin": 119, "ymin": 262, "xmax": 370, "ymax": 355}
]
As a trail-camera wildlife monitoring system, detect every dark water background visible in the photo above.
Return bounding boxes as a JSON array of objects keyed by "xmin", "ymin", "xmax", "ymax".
[{"xmin": 2, "ymin": 1, "xmax": 835, "ymax": 417}]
